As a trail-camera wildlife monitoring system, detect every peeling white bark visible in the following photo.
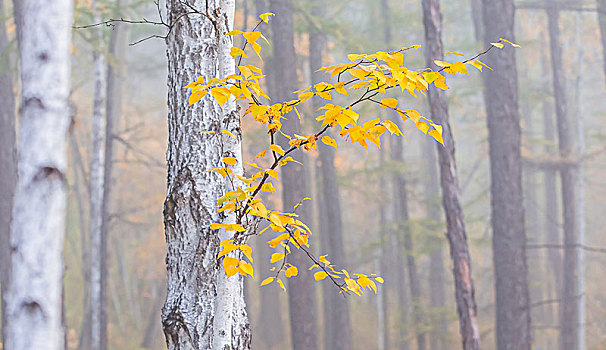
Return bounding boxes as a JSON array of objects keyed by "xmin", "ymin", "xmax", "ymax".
[
  {"xmin": 5, "ymin": 0, "xmax": 73, "ymax": 349},
  {"xmin": 162, "ymin": 1, "xmax": 250, "ymax": 349}
]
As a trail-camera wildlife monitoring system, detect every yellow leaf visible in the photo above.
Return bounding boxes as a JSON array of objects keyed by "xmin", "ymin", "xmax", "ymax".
[
  {"xmin": 270, "ymin": 144, "xmax": 285, "ymax": 156},
  {"xmin": 319, "ymin": 255, "xmax": 330, "ymax": 266},
  {"xmin": 259, "ymin": 12, "xmax": 275, "ymax": 23},
  {"xmin": 321, "ymin": 136, "xmax": 337, "ymax": 149},
  {"xmin": 298, "ymin": 91, "xmax": 314, "ymax": 102},
  {"xmin": 433, "ymin": 74, "xmax": 449, "ymax": 90},
  {"xmin": 334, "ymin": 82, "xmax": 349, "ymax": 96},
  {"xmin": 314, "ymin": 271, "xmax": 328, "ymax": 281},
  {"xmin": 270, "ymin": 253, "xmax": 285, "ymax": 263},
  {"xmin": 226, "ymin": 30, "xmax": 243, "ymax": 36},
  {"xmin": 490, "ymin": 42, "xmax": 504, "ymax": 49},
  {"xmin": 375, "ymin": 277, "xmax": 384, "ymax": 283},
  {"xmin": 260, "ymin": 183, "xmax": 275, "ymax": 193},
  {"xmin": 423, "ymin": 71, "xmax": 440, "ymax": 84},
  {"xmin": 382, "ymin": 120, "xmax": 402, "ymax": 136},
  {"xmin": 240, "ymin": 244, "xmax": 253, "ymax": 262},
  {"xmin": 448, "ymin": 62, "xmax": 468, "ymax": 75},
  {"xmin": 445, "ymin": 51, "xmax": 465, "ymax": 57},
  {"xmin": 223, "ymin": 156, "xmax": 237, "ymax": 166},
  {"xmin": 254, "ymin": 149, "xmax": 267, "ymax": 159},
  {"xmin": 277, "ymin": 278, "xmax": 286, "ymax": 292},
  {"xmin": 428, "ymin": 124, "xmax": 444, "ymax": 146},
  {"xmin": 223, "ymin": 256, "xmax": 240, "ymax": 278},
  {"xmin": 380, "ymin": 98, "xmax": 398, "ymax": 109},
  {"xmin": 188, "ymin": 90, "xmax": 208, "ymax": 105},
  {"xmin": 230, "ymin": 46, "xmax": 247, "ymax": 58},
  {"xmin": 469, "ymin": 60, "xmax": 483, "ymax": 71},
  {"xmin": 266, "ymin": 169, "xmax": 279, "ymax": 180},
  {"xmin": 434, "ymin": 60, "xmax": 450, "ymax": 67},
  {"xmin": 221, "ymin": 130, "xmax": 236, "ymax": 138},
  {"xmin": 260, "ymin": 277, "xmax": 274, "ymax": 286},
  {"xmin": 285, "ymin": 265, "xmax": 298, "ymax": 278},
  {"xmin": 238, "ymin": 261, "xmax": 254, "ymax": 277},
  {"xmin": 210, "ymin": 87, "xmax": 231, "ymax": 107},
  {"xmin": 499, "ymin": 38, "xmax": 520, "ymax": 48}
]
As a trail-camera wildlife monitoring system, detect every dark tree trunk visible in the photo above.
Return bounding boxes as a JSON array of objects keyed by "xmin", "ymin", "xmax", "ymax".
[
  {"xmin": 481, "ymin": 0, "xmax": 531, "ymax": 349},
  {"xmin": 470, "ymin": 0, "xmax": 484, "ymax": 41},
  {"xmin": 546, "ymin": 2, "xmax": 578, "ymax": 349},
  {"xmin": 268, "ymin": 1, "xmax": 318, "ymax": 349},
  {"xmin": 421, "ymin": 1, "xmax": 481, "ymax": 349},
  {"xmin": 309, "ymin": 4, "xmax": 353, "ymax": 350},
  {"xmin": 0, "ymin": 0, "xmax": 16, "ymax": 343}
]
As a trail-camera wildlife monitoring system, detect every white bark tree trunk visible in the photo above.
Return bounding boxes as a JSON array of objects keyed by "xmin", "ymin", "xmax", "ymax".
[
  {"xmin": 5, "ymin": 0, "xmax": 73, "ymax": 349},
  {"xmin": 89, "ymin": 1, "xmax": 108, "ymax": 349},
  {"xmin": 162, "ymin": 1, "xmax": 250, "ymax": 349}
]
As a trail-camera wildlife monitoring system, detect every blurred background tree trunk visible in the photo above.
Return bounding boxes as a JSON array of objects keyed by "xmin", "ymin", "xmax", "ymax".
[
  {"xmin": 269, "ymin": 0, "xmax": 318, "ymax": 349},
  {"xmin": 481, "ymin": 0, "xmax": 531, "ymax": 349}
]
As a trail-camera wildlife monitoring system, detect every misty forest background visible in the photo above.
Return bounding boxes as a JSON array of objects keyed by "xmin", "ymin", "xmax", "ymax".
[{"xmin": 1, "ymin": 0, "xmax": 606, "ymax": 349}]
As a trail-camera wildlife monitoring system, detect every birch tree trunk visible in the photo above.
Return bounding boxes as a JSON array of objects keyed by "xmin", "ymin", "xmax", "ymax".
[
  {"xmin": 268, "ymin": 1, "xmax": 318, "ymax": 349},
  {"xmin": 546, "ymin": 2, "xmax": 579, "ymax": 349},
  {"xmin": 481, "ymin": 0, "xmax": 531, "ymax": 349},
  {"xmin": 421, "ymin": 1, "xmax": 481, "ymax": 349},
  {"xmin": 5, "ymin": 0, "xmax": 73, "ymax": 348},
  {"xmin": 309, "ymin": 4, "xmax": 352, "ymax": 350},
  {"xmin": 162, "ymin": 1, "xmax": 250, "ymax": 349},
  {"xmin": 0, "ymin": 0, "xmax": 16, "ymax": 343},
  {"xmin": 89, "ymin": 1, "xmax": 108, "ymax": 349}
]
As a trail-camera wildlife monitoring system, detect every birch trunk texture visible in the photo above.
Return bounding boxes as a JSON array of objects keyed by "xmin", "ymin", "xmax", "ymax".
[
  {"xmin": 421, "ymin": 1, "xmax": 480, "ymax": 349},
  {"xmin": 162, "ymin": 1, "xmax": 250, "ymax": 349},
  {"xmin": 89, "ymin": 2, "xmax": 108, "ymax": 349},
  {"xmin": 481, "ymin": 0, "xmax": 531, "ymax": 349},
  {"xmin": 309, "ymin": 3, "xmax": 352, "ymax": 350},
  {"xmin": 0, "ymin": 0, "xmax": 16, "ymax": 343},
  {"xmin": 546, "ymin": 2, "xmax": 579, "ymax": 349},
  {"xmin": 269, "ymin": 1, "xmax": 318, "ymax": 349},
  {"xmin": 5, "ymin": 0, "xmax": 73, "ymax": 348}
]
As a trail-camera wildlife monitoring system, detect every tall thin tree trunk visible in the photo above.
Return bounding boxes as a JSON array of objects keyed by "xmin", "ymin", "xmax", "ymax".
[
  {"xmin": 546, "ymin": 2, "xmax": 579, "ymax": 349},
  {"xmin": 5, "ymin": 0, "xmax": 73, "ymax": 348},
  {"xmin": 99, "ymin": 1, "xmax": 129, "ymax": 347},
  {"xmin": 470, "ymin": 0, "xmax": 484, "ymax": 41},
  {"xmin": 268, "ymin": 1, "xmax": 318, "ymax": 349},
  {"xmin": 481, "ymin": 0, "xmax": 531, "ymax": 349},
  {"xmin": 309, "ymin": 3, "xmax": 352, "ymax": 350},
  {"xmin": 541, "ymin": 48, "xmax": 561, "ymax": 350},
  {"xmin": 162, "ymin": 1, "xmax": 250, "ymax": 349},
  {"xmin": 572, "ymin": 15, "xmax": 586, "ymax": 350},
  {"xmin": 378, "ymin": 152, "xmax": 392, "ymax": 350},
  {"xmin": 89, "ymin": 2, "xmax": 108, "ymax": 349},
  {"xmin": 421, "ymin": 1, "xmax": 481, "ymax": 349},
  {"xmin": 0, "ymin": 0, "xmax": 16, "ymax": 344}
]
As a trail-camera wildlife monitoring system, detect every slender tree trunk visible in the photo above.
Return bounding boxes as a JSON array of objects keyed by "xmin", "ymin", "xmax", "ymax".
[
  {"xmin": 162, "ymin": 1, "xmax": 251, "ymax": 349},
  {"xmin": 421, "ymin": 1, "xmax": 481, "ymax": 349},
  {"xmin": 481, "ymin": 0, "xmax": 531, "ymax": 349},
  {"xmin": 99, "ymin": 1, "xmax": 129, "ymax": 347},
  {"xmin": 89, "ymin": 2, "xmax": 108, "ymax": 349},
  {"xmin": 0, "ymin": 0, "xmax": 16, "ymax": 344},
  {"xmin": 598, "ymin": 0, "xmax": 606, "ymax": 84},
  {"xmin": 378, "ymin": 152, "xmax": 391, "ymax": 350},
  {"xmin": 546, "ymin": 2, "xmax": 579, "ymax": 349},
  {"xmin": 268, "ymin": 1, "xmax": 318, "ymax": 349},
  {"xmin": 572, "ymin": 16, "xmax": 586, "ymax": 350},
  {"xmin": 5, "ymin": 0, "xmax": 73, "ymax": 348},
  {"xmin": 540, "ymin": 48, "xmax": 562, "ymax": 350},
  {"xmin": 309, "ymin": 4, "xmax": 352, "ymax": 350}
]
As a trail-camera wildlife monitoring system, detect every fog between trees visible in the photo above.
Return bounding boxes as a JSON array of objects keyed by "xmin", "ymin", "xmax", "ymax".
[{"xmin": 1, "ymin": 0, "xmax": 606, "ymax": 349}]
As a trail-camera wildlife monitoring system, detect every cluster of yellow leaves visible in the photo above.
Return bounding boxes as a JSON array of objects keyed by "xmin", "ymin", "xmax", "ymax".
[{"xmin": 187, "ymin": 13, "xmax": 519, "ymax": 291}]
